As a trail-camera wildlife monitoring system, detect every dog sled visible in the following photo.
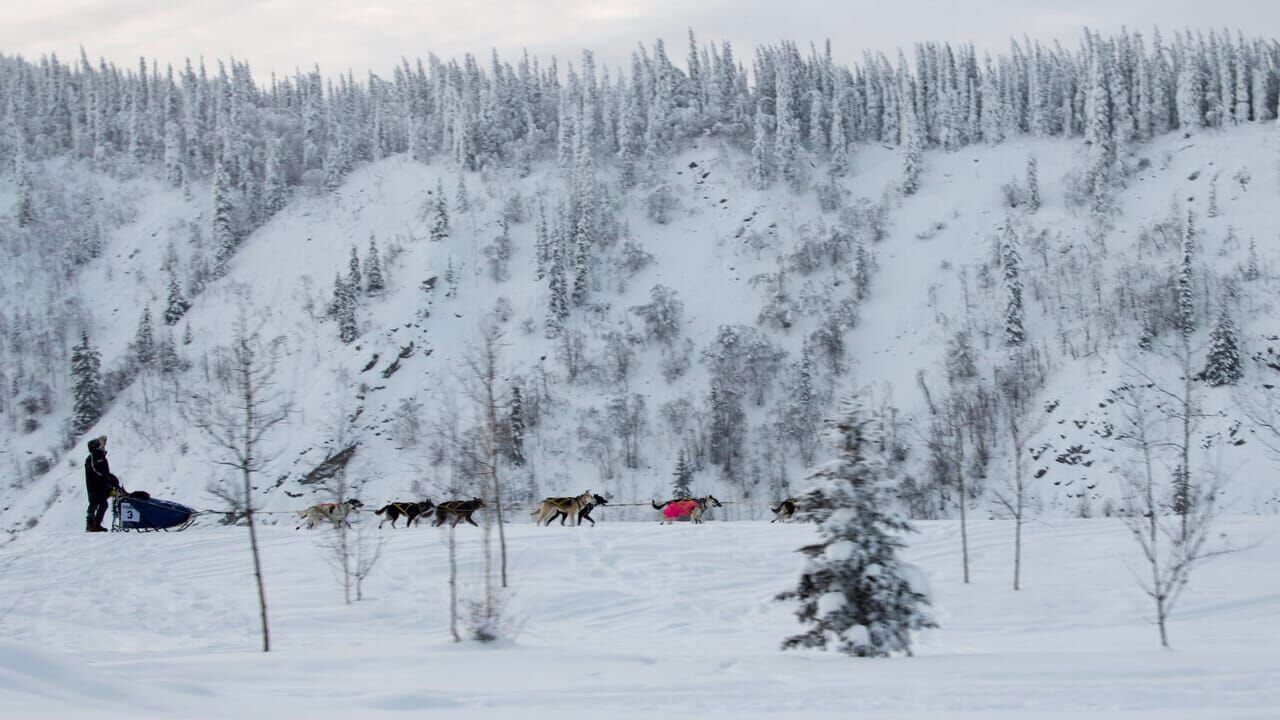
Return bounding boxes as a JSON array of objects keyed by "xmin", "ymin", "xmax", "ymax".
[{"xmin": 111, "ymin": 491, "xmax": 197, "ymax": 532}]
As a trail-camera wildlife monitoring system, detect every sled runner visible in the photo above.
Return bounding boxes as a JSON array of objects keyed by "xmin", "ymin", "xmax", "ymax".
[{"xmin": 111, "ymin": 491, "xmax": 197, "ymax": 532}]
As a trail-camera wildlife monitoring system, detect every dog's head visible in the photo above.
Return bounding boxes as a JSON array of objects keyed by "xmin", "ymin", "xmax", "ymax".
[
  {"xmin": 577, "ymin": 489, "xmax": 594, "ymax": 503},
  {"xmin": 592, "ymin": 494, "xmax": 609, "ymax": 506},
  {"xmin": 472, "ymin": 497, "xmax": 486, "ymax": 509},
  {"xmin": 347, "ymin": 498, "xmax": 364, "ymax": 509},
  {"xmin": 704, "ymin": 495, "xmax": 723, "ymax": 508}
]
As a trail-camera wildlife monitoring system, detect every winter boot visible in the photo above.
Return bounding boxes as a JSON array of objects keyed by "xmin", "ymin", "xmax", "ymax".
[{"xmin": 86, "ymin": 519, "xmax": 95, "ymax": 532}]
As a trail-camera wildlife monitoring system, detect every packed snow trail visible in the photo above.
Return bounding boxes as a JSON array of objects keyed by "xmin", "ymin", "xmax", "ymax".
[{"xmin": 1, "ymin": 516, "xmax": 1277, "ymax": 718}]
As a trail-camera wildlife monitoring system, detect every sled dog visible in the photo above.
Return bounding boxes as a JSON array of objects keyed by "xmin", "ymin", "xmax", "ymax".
[
  {"xmin": 531, "ymin": 490, "xmax": 594, "ymax": 526},
  {"xmin": 374, "ymin": 500, "xmax": 434, "ymax": 528},
  {"xmin": 433, "ymin": 498, "xmax": 486, "ymax": 527},
  {"xmin": 297, "ymin": 498, "xmax": 364, "ymax": 529}
]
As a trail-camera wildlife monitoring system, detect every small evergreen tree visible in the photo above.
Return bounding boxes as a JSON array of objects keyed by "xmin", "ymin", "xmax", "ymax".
[
  {"xmin": 212, "ymin": 158, "xmax": 238, "ymax": 277},
  {"xmin": 509, "ymin": 385, "xmax": 526, "ymax": 466},
  {"xmin": 1208, "ymin": 174, "xmax": 1220, "ymax": 217},
  {"xmin": 1246, "ymin": 239, "xmax": 1261, "ymax": 281},
  {"xmin": 262, "ymin": 137, "xmax": 287, "ymax": 217},
  {"xmin": 327, "ymin": 272, "xmax": 344, "ymax": 318},
  {"xmin": 70, "ymin": 331, "xmax": 103, "ymax": 435},
  {"xmin": 534, "ymin": 202, "xmax": 551, "ymax": 281},
  {"xmin": 777, "ymin": 394, "xmax": 935, "ymax": 656},
  {"xmin": 430, "ymin": 179, "xmax": 450, "ymax": 242},
  {"xmin": 455, "ymin": 174, "xmax": 470, "ymax": 215},
  {"xmin": 364, "ymin": 236, "xmax": 385, "ymax": 294},
  {"xmin": 672, "ymin": 448, "xmax": 694, "ymax": 498},
  {"xmin": 901, "ymin": 106, "xmax": 924, "ymax": 195},
  {"xmin": 750, "ymin": 102, "xmax": 773, "ymax": 190},
  {"xmin": 571, "ymin": 229, "xmax": 589, "ymax": 306},
  {"xmin": 1001, "ymin": 222, "xmax": 1026, "ymax": 347},
  {"xmin": 337, "ymin": 277, "xmax": 358, "ymax": 344},
  {"xmin": 15, "ymin": 150, "xmax": 36, "ymax": 228},
  {"xmin": 347, "ymin": 244, "xmax": 362, "ymax": 291},
  {"xmin": 484, "ymin": 217, "xmax": 513, "ymax": 283},
  {"xmin": 164, "ymin": 272, "xmax": 191, "ymax": 326},
  {"xmin": 1026, "ymin": 156, "xmax": 1041, "ymax": 211},
  {"xmin": 444, "ymin": 256, "xmax": 458, "ymax": 298},
  {"xmin": 133, "ymin": 307, "xmax": 157, "ymax": 368},
  {"xmin": 158, "ymin": 330, "xmax": 182, "ymax": 374},
  {"xmin": 1203, "ymin": 304, "xmax": 1242, "ymax": 386},
  {"xmin": 1178, "ymin": 225, "xmax": 1195, "ymax": 338}
]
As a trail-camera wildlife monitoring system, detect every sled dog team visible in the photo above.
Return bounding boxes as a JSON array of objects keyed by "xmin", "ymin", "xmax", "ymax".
[{"xmin": 296, "ymin": 493, "xmax": 803, "ymax": 529}]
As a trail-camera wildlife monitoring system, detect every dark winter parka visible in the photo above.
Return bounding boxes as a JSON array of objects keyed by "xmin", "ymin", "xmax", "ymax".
[{"xmin": 84, "ymin": 437, "xmax": 119, "ymax": 500}]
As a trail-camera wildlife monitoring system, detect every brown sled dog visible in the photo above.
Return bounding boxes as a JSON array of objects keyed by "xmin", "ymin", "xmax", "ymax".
[
  {"xmin": 548, "ymin": 493, "xmax": 609, "ymax": 526},
  {"xmin": 532, "ymin": 490, "xmax": 594, "ymax": 526},
  {"xmin": 432, "ymin": 498, "xmax": 486, "ymax": 527},
  {"xmin": 770, "ymin": 498, "xmax": 799, "ymax": 523},
  {"xmin": 375, "ymin": 500, "xmax": 434, "ymax": 528}
]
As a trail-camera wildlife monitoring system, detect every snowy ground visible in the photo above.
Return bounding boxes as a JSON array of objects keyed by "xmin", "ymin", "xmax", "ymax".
[{"xmin": 1, "ymin": 514, "xmax": 1277, "ymax": 718}]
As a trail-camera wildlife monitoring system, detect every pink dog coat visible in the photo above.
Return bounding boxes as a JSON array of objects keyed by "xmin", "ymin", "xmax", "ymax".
[{"xmin": 664, "ymin": 500, "xmax": 698, "ymax": 519}]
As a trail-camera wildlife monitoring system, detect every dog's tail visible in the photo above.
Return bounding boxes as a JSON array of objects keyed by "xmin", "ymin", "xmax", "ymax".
[
  {"xmin": 770, "ymin": 502, "xmax": 784, "ymax": 514},
  {"xmin": 651, "ymin": 499, "xmax": 666, "ymax": 510},
  {"xmin": 375, "ymin": 505, "xmax": 388, "ymax": 516}
]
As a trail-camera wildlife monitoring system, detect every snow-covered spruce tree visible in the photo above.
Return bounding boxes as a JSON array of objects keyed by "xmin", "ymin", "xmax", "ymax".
[
  {"xmin": 70, "ymin": 331, "xmax": 103, "ymax": 435},
  {"xmin": 749, "ymin": 101, "xmax": 773, "ymax": 190},
  {"xmin": 672, "ymin": 448, "xmax": 694, "ymax": 498},
  {"xmin": 211, "ymin": 158, "xmax": 238, "ymax": 277},
  {"xmin": 158, "ymin": 330, "xmax": 182, "ymax": 374},
  {"xmin": 534, "ymin": 202, "xmax": 550, "ymax": 281},
  {"xmin": 1246, "ymin": 239, "xmax": 1261, "ymax": 281},
  {"xmin": 430, "ymin": 179, "xmax": 450, "ymax": 242},
  {"xmin": 485, "ymin": 217, "xmax": 513, "ymax": 283},
  {"xmin": 164, "ymin": 272, "xmax": 190, "ymax": 326},
  {"xmin": 1203, "ymin": 304, "xmax": 1242, "ymax": 386},
  {"xmin": 774, "ymin": 63, "xmax": 803, "ymax": 191},
  {"xmin": 337, "ymin": 278, "xmax": 358, "ymax": 344},
  {"xmin": 829, "ymin": 79, "xmax": 849, "ymax": 176},
  {"xmin": 163, "ymin": 120, "xmax": 183, "ymax": 187},
  {"xmin": 364, "ymin": 236, "xmax": 385, "ymax": 294},
  {"xmin": 900, "ymin": 98, "xmax": 924, "ymax": 195},
  {"xmin": 133, "ymin": 307, "xmax": 157, "ymax": 369},
  {"xmin": 508, "ymin": 384, "xmax": 525, "ymax": 466},
  {"xmin": 347, "ymin": 244, "xmax": 362, "ymax": 291},
  {"xmin": 1026, "ymin": 156, "xmax": 1041, "ymax": 211},
  {"xmin": 262, "ymin": 138, "xmax": 287, "ymax": 218},
  {"xmin": 632, "ymin": 284, "xmax": 684, "ymax": 345},
  {"xmin": 1208, "ymin": 174, "xmax": 1220, "ymax": 217},
  {"xmin": 1178, "ymin": 221, "xmax": 1195, "ymax": 338},
  {"xmin": 778, "ymin": 394, "xmax": 935, "ymax": 657},
  {"xmin": 1001, "ymin": 221, "xmax": 1025, "ymax": 347},
  {"xmin": 1176, "ymin": 59, "xmax": 1203, "ymax": 132},
  {"xmin": 455, "ymin": 174, "xmax": 470, "ymax": 216},
  {"xmin": 326, "ymin": 272, "xmax": 343, "ymax": 319}
]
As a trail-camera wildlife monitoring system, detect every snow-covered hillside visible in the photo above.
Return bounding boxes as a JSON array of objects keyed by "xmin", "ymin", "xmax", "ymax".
[
  {"xmin": 3, "ymin": 29, "xmax": 1280, "ymax": 539},
  {"xmin": 1, "ymin": 517, "xmax": 1277, "ymax": 718},
  {"xmin": 4, "ymin": 120, "xmax": 1280, "ymax": 533}
]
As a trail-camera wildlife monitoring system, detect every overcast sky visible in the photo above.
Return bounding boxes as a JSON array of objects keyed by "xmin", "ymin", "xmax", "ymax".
[{"xmin": 2, "ymin": 1, "xmax": 1278, "ymax": 78}]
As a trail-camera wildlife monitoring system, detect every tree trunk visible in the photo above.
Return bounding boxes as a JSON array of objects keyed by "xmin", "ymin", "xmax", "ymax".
[
  {"xmin": 448, "ymin": 525, "xmax": 460, "ymax": 643},
  {"xmin": 955, "ymin": 427, "xmax": 970, "ymax": 584},
  {"xmin": 244, "ymin": 466, "xmax": 270, "ymax": 653},
  {"xmin": 1012, "ymin": 424, "xmax": 1024, "ymax": 591}
]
